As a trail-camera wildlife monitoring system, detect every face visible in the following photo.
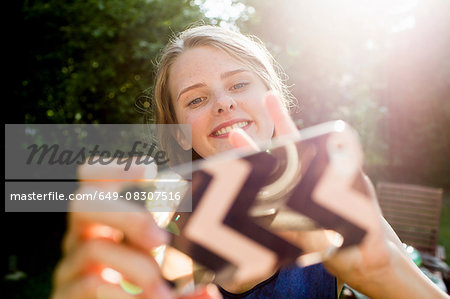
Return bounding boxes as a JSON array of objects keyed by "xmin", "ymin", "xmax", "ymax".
[{"xmin": 169, "ymin": 46, "xmax": 274, "ymax": 158}]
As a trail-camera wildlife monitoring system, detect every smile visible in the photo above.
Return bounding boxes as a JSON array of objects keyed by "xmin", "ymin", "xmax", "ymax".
[{"xmin": 211, "ymin": 121, "xmax": 250, "ymax": 137}]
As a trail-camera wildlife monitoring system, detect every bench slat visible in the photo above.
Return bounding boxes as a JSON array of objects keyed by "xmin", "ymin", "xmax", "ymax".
[{"xmin": 376, "ymin": 181, "xmax": 443, "ymax": 256}]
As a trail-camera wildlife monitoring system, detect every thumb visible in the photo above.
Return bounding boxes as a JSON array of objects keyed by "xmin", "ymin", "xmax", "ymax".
[
  {"xmin": 228, "ymin": 128, "xmax": 260, "ymax": 152},
  {"xmin": 77, "ymin": 157, "xmax": 158, "ymax": 192}
]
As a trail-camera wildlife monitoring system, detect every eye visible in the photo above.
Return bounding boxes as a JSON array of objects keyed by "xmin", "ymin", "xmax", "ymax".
[
  {"xmin": 187, "ymin": 97, "xmax": 206, "ymax": 107},
  {"xmin": 230, "ymin": 82, "xmax": 249, "ymax": 90}
]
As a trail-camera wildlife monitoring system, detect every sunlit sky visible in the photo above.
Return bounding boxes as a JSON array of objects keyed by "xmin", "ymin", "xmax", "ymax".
[
  {"xmin": 196, "ymin": 0, "xmax": 419, "ymax": 32},
  {"xmin": 194, "ymin": 0, "xmax": 249, "ymax": 29}
]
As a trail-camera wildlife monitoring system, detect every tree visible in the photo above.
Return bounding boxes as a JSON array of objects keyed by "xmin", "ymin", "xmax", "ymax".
[
  {"xmin": 6, "ymin": 2, "xmax": 210, "ymax": 297},
  {"xmin": 239, "ymin": 0, "xmax": 450, "ymax": 188},
  {"xmin": 13, "ymin": 0, "xmax": 207, "ymax": 124}
]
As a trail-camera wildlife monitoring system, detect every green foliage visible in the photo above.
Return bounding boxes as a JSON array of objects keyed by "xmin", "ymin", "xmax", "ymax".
[
  {"xmin": 14, "ymin": 0, "xmax": 450, "ymax": 189},
  {"xmin": 17, "ymin": 0, "xmax": 206, "ymax": 124}
]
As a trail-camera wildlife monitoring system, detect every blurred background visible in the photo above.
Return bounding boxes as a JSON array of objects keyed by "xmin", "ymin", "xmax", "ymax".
[{"xmin": 5, "ymin": 0, "xmax": 450, "ymax": 297}]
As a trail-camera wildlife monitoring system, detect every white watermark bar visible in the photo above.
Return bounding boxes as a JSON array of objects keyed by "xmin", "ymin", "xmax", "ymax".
[{"xmin": 5, "ymin": 124, "xmax": 192, "ymax": 212}]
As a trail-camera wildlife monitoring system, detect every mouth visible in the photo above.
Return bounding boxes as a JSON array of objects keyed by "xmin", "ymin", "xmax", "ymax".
[{"xmin": 210, "ymin": 120, "xmax": 252, "ymax": 138}]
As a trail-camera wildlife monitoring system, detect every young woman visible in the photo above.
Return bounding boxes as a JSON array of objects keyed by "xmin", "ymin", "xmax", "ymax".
[{"xmin": 52, "ymin": 25, "xmax": 448, "ymax": 299}]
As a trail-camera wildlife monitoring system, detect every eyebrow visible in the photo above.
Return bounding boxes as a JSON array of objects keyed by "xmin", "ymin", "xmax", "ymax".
[
  {"xmin": 177, "ymin": 83, "xmax": 206, "ymax": 101},
  {"xmin": 177, "ymin": 69, "xmax": 250, "ymax": 101}
]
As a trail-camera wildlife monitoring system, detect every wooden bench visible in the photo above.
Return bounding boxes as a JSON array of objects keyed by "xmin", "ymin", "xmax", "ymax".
[{"xmin": 376, "ymin": 181, "xmax": 444, "ymax": 257}]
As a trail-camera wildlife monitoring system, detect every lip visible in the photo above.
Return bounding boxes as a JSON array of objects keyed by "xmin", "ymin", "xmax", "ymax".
[{"xmin": 209, "ymin": 119, "xmax": 252, "ymax": 138}]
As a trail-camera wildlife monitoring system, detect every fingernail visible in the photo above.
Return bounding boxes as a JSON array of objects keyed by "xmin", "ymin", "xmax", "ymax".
[
  {"xmin": 154, "ymin": 282, "xmax": 173, "ymax": 298},
  {"xmin": 147, "ymin": 226, "xmax": 169, "ymax": 247},
  {"xmin": 205, "ymin": 284, "xmax": 221, "ymax": 299}
]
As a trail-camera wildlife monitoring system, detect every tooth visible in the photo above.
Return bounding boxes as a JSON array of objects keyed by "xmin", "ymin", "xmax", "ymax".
[{"xmin": 214, "ymin": 122, "xmax": 250, "ymax": 136}]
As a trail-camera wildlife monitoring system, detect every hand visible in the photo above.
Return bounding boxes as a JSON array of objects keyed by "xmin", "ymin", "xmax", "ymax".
[
  {"xmin": 228, "ymin": 91, "xmax": 448, "ymax": 298},
  {"xmin": 229, "ymin": 91, "xmax": 299, "ymax": 150},
  {"xmin": 52, "ymin": 161, "xmax": 222, "ymax": 299}
]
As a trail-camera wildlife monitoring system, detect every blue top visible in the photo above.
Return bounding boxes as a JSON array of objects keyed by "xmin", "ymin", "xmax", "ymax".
[{"xmin": 219, "ymin": 263, "xmax": 337, "ymax": 299}]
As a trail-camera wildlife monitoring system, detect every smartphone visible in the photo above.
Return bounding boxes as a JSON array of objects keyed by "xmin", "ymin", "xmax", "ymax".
[{"xmin": 156, "ymin": 120, "xmax": 373, "ymax": 291}]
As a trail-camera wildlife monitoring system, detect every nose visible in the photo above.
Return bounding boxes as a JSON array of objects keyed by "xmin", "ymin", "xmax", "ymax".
[{"xmin": 214, "ymin": 94, "xmax": 237, "ymax": 114}]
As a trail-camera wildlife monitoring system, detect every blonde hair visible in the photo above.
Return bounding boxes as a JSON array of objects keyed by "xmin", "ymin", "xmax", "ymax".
[{"xmin": 153, "ymin": 25, "xmax": 294, "ymax": 164}]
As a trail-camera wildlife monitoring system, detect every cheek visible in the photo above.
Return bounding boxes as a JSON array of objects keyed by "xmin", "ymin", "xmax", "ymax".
[{"xmin": 182, "ymin": 110, "xmax": 210, "ymax": 139}]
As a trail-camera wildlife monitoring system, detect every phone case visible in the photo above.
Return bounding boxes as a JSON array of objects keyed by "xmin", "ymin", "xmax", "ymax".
[{"xmin": 158, "ymin": 120, "xmax": 375, "ymax": 291}]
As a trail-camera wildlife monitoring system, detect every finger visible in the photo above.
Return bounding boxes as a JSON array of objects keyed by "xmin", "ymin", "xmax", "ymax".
[
  {"xmin": 264, "ymin": 92, "xmax": 299, "ymax": 137},
  {"xmin": 52, "ymin": 274, "xmax": 139, "ymax": 299},
  {"xmin": 229, "ymin": 128, "xmax": 260, "ymax": 151},
  {"xmin": 64, "ymin": 203, "xmax": 168, "ymax": 254},
  {"xmin": 62, "ymin": 220, "xmax": 125, "ymax": 255},
  {"xmin": 96, "ymin": 283, "xmax": 139, "ymax": 299},
  {"xmin": 77, "ymin": 157, "xmax": 158, "ymax": 192},
  {"xmin": 51, "ymin": 274, "xmax": 103, "ymax": 299},
  {"xmin": 52, "ymin": 274, "xmax": 146, "ymax": 299},
  {"xmin": 178, "ymin": 284, "xmax": 222, "ymax": 299},
  {"xmin": 55, "ymin": 239, "xmax": 173, "ymax": 298}
]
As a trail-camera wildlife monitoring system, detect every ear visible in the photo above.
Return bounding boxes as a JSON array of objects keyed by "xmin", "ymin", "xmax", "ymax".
[{"xmin": 173, "ymin": 127, "xmax": 192, "ymax": 151}]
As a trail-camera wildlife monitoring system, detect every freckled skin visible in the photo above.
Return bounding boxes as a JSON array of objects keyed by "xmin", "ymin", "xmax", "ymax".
[{"xmin": 169, "ymin": 46, "xmax": 274, "ymax": 158}]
